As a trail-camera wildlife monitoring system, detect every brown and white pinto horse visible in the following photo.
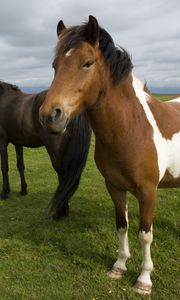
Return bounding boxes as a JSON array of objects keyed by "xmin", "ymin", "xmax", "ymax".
[{"xmin": 39, "ymin": 16, "xmax": 180, "ymax": 294}]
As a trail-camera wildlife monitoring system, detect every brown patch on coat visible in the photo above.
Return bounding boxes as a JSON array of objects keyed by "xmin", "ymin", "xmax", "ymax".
[{"xmin": 147, "ymin": 97, "xmax": 180, "ymax": 139}]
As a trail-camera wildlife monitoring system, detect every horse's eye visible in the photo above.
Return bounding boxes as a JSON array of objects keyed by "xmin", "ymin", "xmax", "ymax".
[{"xmin": 82, "ymin": 59, "xmax": 94, "ymax": 69}]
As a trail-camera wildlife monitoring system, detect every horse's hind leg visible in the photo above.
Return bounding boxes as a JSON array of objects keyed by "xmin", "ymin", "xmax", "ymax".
[
  {"xmin": 106, "ymin": 181, "xmax": 130, "ymax": 279},
  {"xmin": 15, "ymin": 145, "xmax": 27, "ymax": 196},
  {"xmin": 0, "ymin": 142, "xmax": 10, "ymax": 199},
  {"xmin": 133, "ymin": 183, "xmax": 156, "ymax": 295}
]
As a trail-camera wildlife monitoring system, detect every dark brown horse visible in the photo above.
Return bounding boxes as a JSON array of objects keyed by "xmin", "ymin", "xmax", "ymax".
[
  {"xmin": 39, "ymin": 16, "xmax": 180, "ymax": 294},
  {"xmin": 0, "ymin": 82, "xmax": 91, "ymax": 220}
]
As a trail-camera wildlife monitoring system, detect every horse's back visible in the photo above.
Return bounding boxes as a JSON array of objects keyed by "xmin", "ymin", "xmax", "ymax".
[{"xmin": 167, "ymin": 97, "xmax": 180, "ymax": 116}]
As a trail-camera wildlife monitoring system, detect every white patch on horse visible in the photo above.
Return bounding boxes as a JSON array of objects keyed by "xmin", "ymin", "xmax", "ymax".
[
  {"xmin": 132, "ymin": 74, "xmax": 145, "ymax": 91},
  {"xmin": 133, "ymin": 77, "xmax": 180, "ymax": 181},
  {"xmin": 137, "ymin": 229, "xmax": 153, "ymax": 286},
  {"xmin": 113, "ymin": 204, "xmax": 130, "ymax": 272},
  {"xmin": 113, "ymin": 227, "xmax": 131, "ymax": 272},
  {"xmin": 170, "ymin": 97, "xmax": 180, "ymax": 103},
  {"xmin": 65, "ymin": 48, "xmax": 74, "ymax": 57}
]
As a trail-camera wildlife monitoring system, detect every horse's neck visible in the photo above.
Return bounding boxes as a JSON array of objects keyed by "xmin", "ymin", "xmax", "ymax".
[
  {"xmin": 16, "ymin": 93, "xmax": 41, "ymax": 137},
  {"xmin": 24, "ymin": 91, "xmax": 46, "ymax": 124},
  {"xmin": 88, "ymin": 76, "xmax": 144, "ymax": 148}
]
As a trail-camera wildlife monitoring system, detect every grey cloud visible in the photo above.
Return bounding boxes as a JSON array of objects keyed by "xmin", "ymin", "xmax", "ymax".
[{"xmin": 0, "ymin": 0, "xmax": 179, "ymax": 92}]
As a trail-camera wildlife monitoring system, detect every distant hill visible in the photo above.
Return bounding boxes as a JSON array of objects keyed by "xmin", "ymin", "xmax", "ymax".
[
  {"xmin": 20, "ymin": 86, "xmax": 48, "ymax": 93},
  {"xmin": 150, "ymin": 86, "xmax": 180, "ymax": 94}
]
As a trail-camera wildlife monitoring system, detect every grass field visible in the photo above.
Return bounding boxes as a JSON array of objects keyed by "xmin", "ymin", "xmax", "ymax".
[{"xmin": 0, "ymin": 95, "xmax": 179, "ymax": 300}]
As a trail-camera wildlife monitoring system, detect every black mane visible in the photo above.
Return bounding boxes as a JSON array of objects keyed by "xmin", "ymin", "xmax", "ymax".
[
  {"xmin": 0, "ymin": 81, "xmax": 20, "ymax": 92},
  {"xmin": 55, "ymin": 23, "xmax": 133, "ymax": 84}
]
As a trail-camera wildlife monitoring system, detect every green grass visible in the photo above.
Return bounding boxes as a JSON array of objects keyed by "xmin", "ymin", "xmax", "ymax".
[
  {"xmin": 0, "ymin": 95, "xmax": 179, "ymax": 300},
  {"xmin": 153, "ymin": 94, "xmax": 179, "ymax": 101}
]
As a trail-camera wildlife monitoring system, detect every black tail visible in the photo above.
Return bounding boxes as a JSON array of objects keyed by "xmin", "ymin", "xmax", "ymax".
[{"xmin": 49, "ymin": 111, "xmax": 91, "ymax": 220}]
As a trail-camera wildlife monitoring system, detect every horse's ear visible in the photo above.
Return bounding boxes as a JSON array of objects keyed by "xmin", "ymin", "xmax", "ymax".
[
  {"xmin": 57, "ymin": 20, "xmax": 66, "ymax": 37},
  {"xmin": 87, "ymin": 15, "xmax": 99, "ymax": 45}
]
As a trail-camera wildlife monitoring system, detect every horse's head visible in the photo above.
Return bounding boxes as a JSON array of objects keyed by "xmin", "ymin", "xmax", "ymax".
[{"xmin": 40, "ymin": 16, "xmax": 103, "ymax": 133}]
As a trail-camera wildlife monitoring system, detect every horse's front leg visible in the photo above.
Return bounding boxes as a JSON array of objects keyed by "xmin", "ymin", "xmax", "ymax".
[
  {"xmin": 106, "ymin": 180, "xmax": 130, "ymax": 279},
  {"xmin": 0, "ymin": 142, "xmax": 10, "ymax": 199},
  {"xmin": 133, "ymin": 183, "xmax": 156, "ymax": 295}
]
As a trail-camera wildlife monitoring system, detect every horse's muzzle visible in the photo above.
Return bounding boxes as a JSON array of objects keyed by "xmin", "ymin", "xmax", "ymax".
[{"xmin": 39, "ymin": 106, "xmax": 69, "ymax": 134}]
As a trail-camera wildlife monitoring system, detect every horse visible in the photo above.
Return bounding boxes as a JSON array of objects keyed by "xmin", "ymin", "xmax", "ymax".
[
  {"xmin": 39, "ymin": 16, "xmax": 180, "ymax": 294},
  {"xmin": 0, "ymin": 81, "xmax": 91, "ymax": 220}
]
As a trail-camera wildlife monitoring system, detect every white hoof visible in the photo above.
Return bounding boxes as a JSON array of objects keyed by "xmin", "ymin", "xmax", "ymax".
[
  {"xmin": 132, "ymin": 281, "xmax": 152, "ymax": 295},
  {"xmin": 107, "ymin": 267, "xmax": 125, "ymax": 279}
]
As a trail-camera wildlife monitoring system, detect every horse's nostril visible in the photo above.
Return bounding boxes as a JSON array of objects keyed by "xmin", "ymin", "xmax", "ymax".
[{"xmin": 51, "ymin": 108, "xmax": 62, "ymax": 122}]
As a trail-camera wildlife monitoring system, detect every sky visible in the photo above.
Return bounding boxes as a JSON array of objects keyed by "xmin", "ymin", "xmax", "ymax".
[{"xmin": 0, "ymin": 0, "xmax": 180, "ymax": 93}]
